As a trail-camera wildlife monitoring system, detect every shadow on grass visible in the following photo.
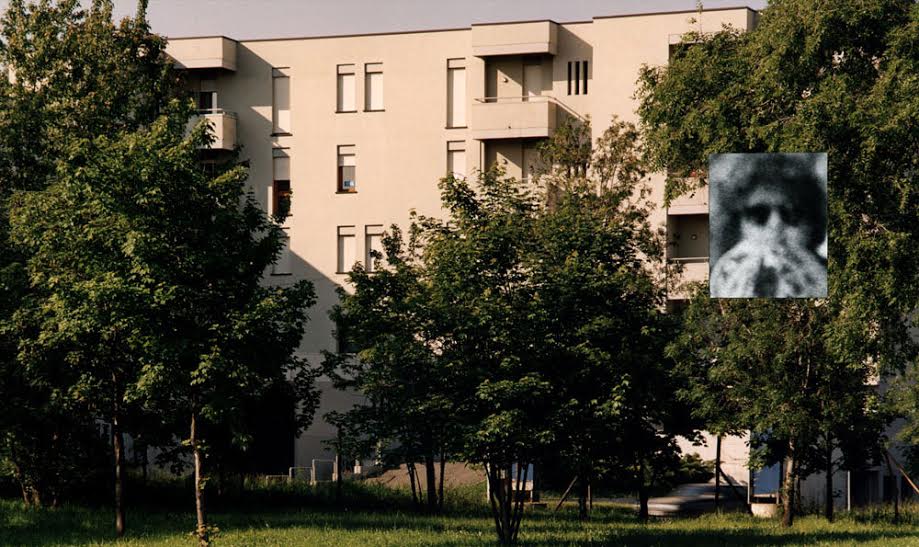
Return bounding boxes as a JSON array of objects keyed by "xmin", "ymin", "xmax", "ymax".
[
  {"xmin": 0, "ymin": 503, "xmax": 196, "ymax": 546},
  {"xmin": 4, "ymin": 498, "xmax": 919, "ymax": 546}
]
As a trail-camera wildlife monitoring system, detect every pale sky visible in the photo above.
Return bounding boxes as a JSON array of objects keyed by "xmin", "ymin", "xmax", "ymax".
[{"xmin": 0, "ymin": 0, "xmax": 765, "ymax": 40}]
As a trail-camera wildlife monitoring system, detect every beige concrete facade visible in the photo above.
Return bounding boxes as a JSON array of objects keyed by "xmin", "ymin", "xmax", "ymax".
[{"xmin": 165, "ymin": 7, "xmax": 758, "ymax": 470}]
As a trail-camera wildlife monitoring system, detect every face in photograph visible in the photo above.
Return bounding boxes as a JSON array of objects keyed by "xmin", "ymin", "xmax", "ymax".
[{"xmin": 709, "ymin": 153, "xmax": 827, "ymax": 298}]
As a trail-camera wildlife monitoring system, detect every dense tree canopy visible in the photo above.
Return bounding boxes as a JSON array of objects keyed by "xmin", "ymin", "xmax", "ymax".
[
  {"xmin": 1, "ymin": 2, "xmax": 317, "ymax": 544},
  {"xmin": 638, "ymin": 0, "xmax": 919, "ymax": 526},
  {"xmin": 0, "ymin": 0, "xmax": 179, "ymax": 514}
]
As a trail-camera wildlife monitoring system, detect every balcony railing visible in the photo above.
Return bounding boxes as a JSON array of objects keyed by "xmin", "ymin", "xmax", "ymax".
[
  {"xmin": 187, "ymin": 109, "xmax": 238, "ymax": 150},
  {"xmin": 667, "ymin": 256, "xmax": 709, "ymax": 300},
  {"xmin": 470, "ymin": 96, "xmax": 557, "ymax": 140}
]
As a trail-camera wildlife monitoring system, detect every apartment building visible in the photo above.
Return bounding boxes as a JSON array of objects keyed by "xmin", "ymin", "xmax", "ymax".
[{"xmin": 165, "ymin": 6, "xmax": 908, "ymax": 509}]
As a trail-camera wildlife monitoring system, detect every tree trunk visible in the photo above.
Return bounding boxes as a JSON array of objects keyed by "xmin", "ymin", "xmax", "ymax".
[
  {"xmin": 637, "ymin": 460, "xmax": 649, "ymax": 522},
  {"xmin": 141, "ymin": 442, "xmax": 149, "ymax": 486},
  {"xmin": 424, "ymin": 453, "xmax": 438, "ymax": 512},
  {"xmin": 407, "ymin": 462, "xmax": 419, "ymax": 508},
  {"xmin": 112, "ymin": 414, "xmax": 126, "ymax": 538},
  {"xmin": 438, "ymin": 451, "xmax": 446, "ymax": 512},
  {"xmin": 501, "ymin": 464, "xmax": 512, "ymax": 543},
  {"xmin": 485, "ymin": 464, "xmax": 506, "ymax": 544},
  {"xmin": 782, "ymin": 438, "xmax": 797, "ymax": 528},
  {"xmin": 335, "ymin": 448, "xmax": 343, "ymax": 502},
  {"xmin": 191, "ymin": 413, "xmax": 209, "ymax": 547},
  {"xmin": 714, "ymin": 435, "xmax": 722, "ymax": 510},
  {"xmin": 884, "ymin": 451, "xmax": 899, "ymax": 524},
  {"xmin": 510, "ymin": 462, "xmax": 527, "ymax": 543},
  {"xmin": 824, "ymin": 437, "xmax": 833, "ymax": 522},
  {"xmin": 578, "ymin": 472, "xmax": 589, "ymax": 520}
]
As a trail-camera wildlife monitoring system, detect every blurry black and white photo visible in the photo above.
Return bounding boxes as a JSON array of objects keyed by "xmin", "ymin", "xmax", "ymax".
[{"xmin": 709, "ymin": 153, "xmax": 828, "ymax": 298}]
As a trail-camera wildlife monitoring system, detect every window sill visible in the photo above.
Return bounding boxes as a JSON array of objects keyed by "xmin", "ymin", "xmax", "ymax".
[
  {"xmin": 271, "ymin": 132, "xmax": 293, "ymax": 137},
  {"xmin": 364, "ymin": 109, "xmax": 385, "ymax": 113},
  {"xmin": 336, "ymin": 191, "xmax": 358, "ymax": 195},
  {"xmin": 446, "ymin": 126, "xmax": 468, "ymax": 129},
  {"xmin": 336, "ymin": 110, "xmax": 358, "ymax": 114}
]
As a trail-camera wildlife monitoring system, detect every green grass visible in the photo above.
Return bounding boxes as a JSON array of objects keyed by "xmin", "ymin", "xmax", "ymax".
[{"xmin": 3, "ymin": 496, "xmax": 919, "ymax": 546}]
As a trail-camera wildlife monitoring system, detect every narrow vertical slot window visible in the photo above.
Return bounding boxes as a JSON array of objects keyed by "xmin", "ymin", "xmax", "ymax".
[
  {"xmin": 364, "ymin": 63, "xmax": 383, "ymax": 111},
  {"xmin": 337, "ymin": 64, "xmax": 356, "ymax": 112},
  {"xmin": 567, "ymin": 62, "xmax": 572, "ymax": 95},
  {"xmin": 582, "ymin": 60, "xmax": 588, "ymax": 95},
  {"xmin": 272, "ymin": 150, "xmax": 291, "ymax": 219},
  {"xmin": 365, "ymin": 225, "xmax": 384, "ymax": 273},
  {"xmin": 447, "ymin": 140, "xmax": 466, "ymax": 179},
  {"xmin": 446, "ymin": 58, "xmax": 466, "ymax": 128},
  {"xmin": 337, "ymin": 226, "xmax": 357, "ymax": 273},
  {"xmin": 574, "ymin": 61, "xmax": 580, "ymax": 95},
  {"xmin": 337, "ymin": 145, "xmax": 356, "ymax": 193},
  {"xmin": 272, "ymin": 68, "xmax": 291, "ymax": 134}
]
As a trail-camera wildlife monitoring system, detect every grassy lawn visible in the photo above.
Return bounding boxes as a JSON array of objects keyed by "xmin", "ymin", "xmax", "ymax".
[{"xmin": 3, "ymin": 498, "xmax": 919, "ymax": 546}]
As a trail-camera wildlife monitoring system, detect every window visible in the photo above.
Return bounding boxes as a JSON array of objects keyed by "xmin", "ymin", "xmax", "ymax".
[
  {"xmin": 337, "ymin": 226, "xmax": 356, "ymax": 273},
  {"xmin": 446, "ymin": 58, "xmax": 466, "ymax": 127},
  {"xmin": 364, "ymin": 63, "xmax": 383, "ymax": 111},
  {"xmin": 337, "ymin": 64, "xmax": 356, "ymax": 112},
  {"xmin": 272, "ymin": 68, "xmax": 291, "ymax": 134},
  {"xmin": 272, "ymin": 230, "xmax": 292, "ymax": 275},
  {"xmin": 365, "ymin": 225, "xmax": 384, "ymax": 273},
  {"xmin": 567, "ymin": 60, "xmax": 589, "ymax": 96},
  {"xmin": 197, "ymin": 79, "xmax": 217, "ymax": 112},
  {"xmin": 336, "ymin": 317, "xmax": 359, "ymax": 354},
  {"xmin": 273, "ymin": 180, "xmax": 291, "ymax": 218},
  {"xmin": 337, "ymin": 145, "xmax": 356, "ymax": 193},
  {"xmin": 447, "ymin": 140, "xmax": 466, "ymax": 179},
  {"xmin": 272, "ymin": 150, "xmax": 291, "ymax": 218},
  {"xmin": 583, "ymin": 60, "xmax": 588, "ymax": 94}
]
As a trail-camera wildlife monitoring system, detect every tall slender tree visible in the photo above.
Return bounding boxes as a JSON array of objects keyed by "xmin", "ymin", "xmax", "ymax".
[
  {"xmin": 530, "ymin": 117, "xmax": 686, "ymax": 521},
  {"xmin": 323, "ymin": 225, "xmax": 458, "ymax": 512}
]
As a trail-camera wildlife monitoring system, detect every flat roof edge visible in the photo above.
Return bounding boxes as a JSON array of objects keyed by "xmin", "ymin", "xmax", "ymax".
[
  {"xmin": 471, "ymin": 18, "xmax": 560, "ymax": 27},
  {"xmin": 165, "ymin": 7, "xmax": 758, "ymax": 43},
  {"xmin": 593, "ymin": 6, "xmax": 757, "ymax": 21},
  {"xmin": 166, "ymin": 35, "xmax": 238, "ymax": 42}
]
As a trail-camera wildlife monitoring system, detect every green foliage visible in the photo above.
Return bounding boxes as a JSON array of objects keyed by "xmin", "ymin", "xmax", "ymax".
[
  {"xmin": 331, "ymin": 116, "xmax": 680, "ymax": 541},
  {"xmin": 323, "ymin": 225, "xmax": 458, "ymax": 511},
  {"xmin": 1, "ymin": 4, "xmax": 317, "ymax": 540},
  {"xmin": 531, "ymin": 117, "xmax": 687, "ymax": 518},
  {"xmin": 0, "ymin": 0, "xmax": 179, "ymax": 507},
  {"xmin": 638, "ymin": 0, "xmax": 919, "ymax": 525}
]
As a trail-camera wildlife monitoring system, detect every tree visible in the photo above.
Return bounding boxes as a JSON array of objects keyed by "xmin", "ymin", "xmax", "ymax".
[
  {"xmin": 11, "ymin": 105, "xmax": 317, "ymax": 545},
  {"xmin": 638, "ymin": 0, "xmax": 919, "ymax": 526},
  {"xmin": 530, "ymin": 117, "xmax": 686, "ymax": 521},
  {"xmin": 668, "ymin": 292, "xmax": 883, "ymax": 525},
  {"xmin": 0, "ymin": 0, "xmax": 179, "ymax": 515},
  {"xmin": 323, "ymin": 225, "xmax": 459, "ymax": 512},
  {"xmin": 418, "ymin": 167, "xmax": 554, "ymax": 544}
]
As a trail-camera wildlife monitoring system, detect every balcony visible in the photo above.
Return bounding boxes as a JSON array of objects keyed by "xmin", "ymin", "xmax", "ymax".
[
  {"xmin": 667, "ymin": 257, "xmax": 709, "ymax": 300},
  {"xmin": 188, "ymin": 110, "xmax": 237, "ymax": 150},
  {"xmin": 166, "ymin": 36, "xmax": 237, "ymax": 71},
  {"xmin": 471, "ymin": 96, "xmax": 557, "ymax": 140},
  {"xmin": 471, "ymin": 21, "xmax": 558, "ymax": 57},
  {"xmin": 668, "ymin": 180, "xmax": 709, "ymax": 215}
]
